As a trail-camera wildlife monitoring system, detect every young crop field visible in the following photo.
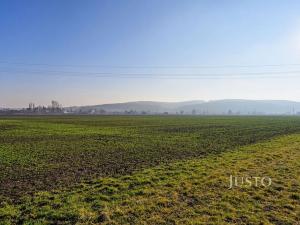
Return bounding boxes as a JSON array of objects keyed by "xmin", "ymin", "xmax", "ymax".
[{"xmin": 0, "ymin": 116, "xmax": 300, "ymax": 224}]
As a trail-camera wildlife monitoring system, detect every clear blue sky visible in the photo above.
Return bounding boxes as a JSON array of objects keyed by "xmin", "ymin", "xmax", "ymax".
[{"xmin": 1, "ymin": 0, "xmax": 300, "ymax": 107}]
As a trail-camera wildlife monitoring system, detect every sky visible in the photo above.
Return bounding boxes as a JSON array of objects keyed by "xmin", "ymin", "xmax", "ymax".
[{"xmin": 1, "ymin": 0, "xmax": 300, "ymax": 107}]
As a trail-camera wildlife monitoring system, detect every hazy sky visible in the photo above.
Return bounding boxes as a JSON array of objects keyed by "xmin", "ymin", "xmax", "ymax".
[{"xmin": 1, "ymin": 0, "xmax": 300, "ymax": 107}]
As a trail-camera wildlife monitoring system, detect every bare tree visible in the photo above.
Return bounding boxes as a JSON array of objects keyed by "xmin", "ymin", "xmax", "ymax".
[{"xmin": 50, "ymin": 100, "xmax": 62, "ymax": 112}]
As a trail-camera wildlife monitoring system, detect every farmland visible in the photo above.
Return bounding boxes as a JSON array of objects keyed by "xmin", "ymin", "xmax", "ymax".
[{"xmin": 1, "ymin": 116, "xmax": 300, "ymax": 224}]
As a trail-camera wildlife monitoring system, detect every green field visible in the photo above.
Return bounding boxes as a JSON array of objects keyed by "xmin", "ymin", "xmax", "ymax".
[{"xmin": 0, "ymin": 116, "xmax": 300, "ymax": 224}]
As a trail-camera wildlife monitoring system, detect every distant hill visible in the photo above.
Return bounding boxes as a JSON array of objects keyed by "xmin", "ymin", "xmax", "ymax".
[
  {"xmin": 178, "ymin": 100, "xmax": 300, "ymax": 115},
  {"xmin": 66, "ymin": 99, "xmax": 300, "ymax": 115},
  {"xmin": 66, "ymin": 100, "xmax": 205, "ymax": 114}
]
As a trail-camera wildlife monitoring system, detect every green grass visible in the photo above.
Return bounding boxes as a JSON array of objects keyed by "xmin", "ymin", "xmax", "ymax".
[
  {"xmin": 1, "ymin": 116, "xmax": 300, "ymax": 224},
  {"xmin": 1, "ymin": 132, "xmax": 299, "ymax": 224},
  {"xmin": 1, "ymin": 115, "xmax": 300, "ymax": 200}
]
